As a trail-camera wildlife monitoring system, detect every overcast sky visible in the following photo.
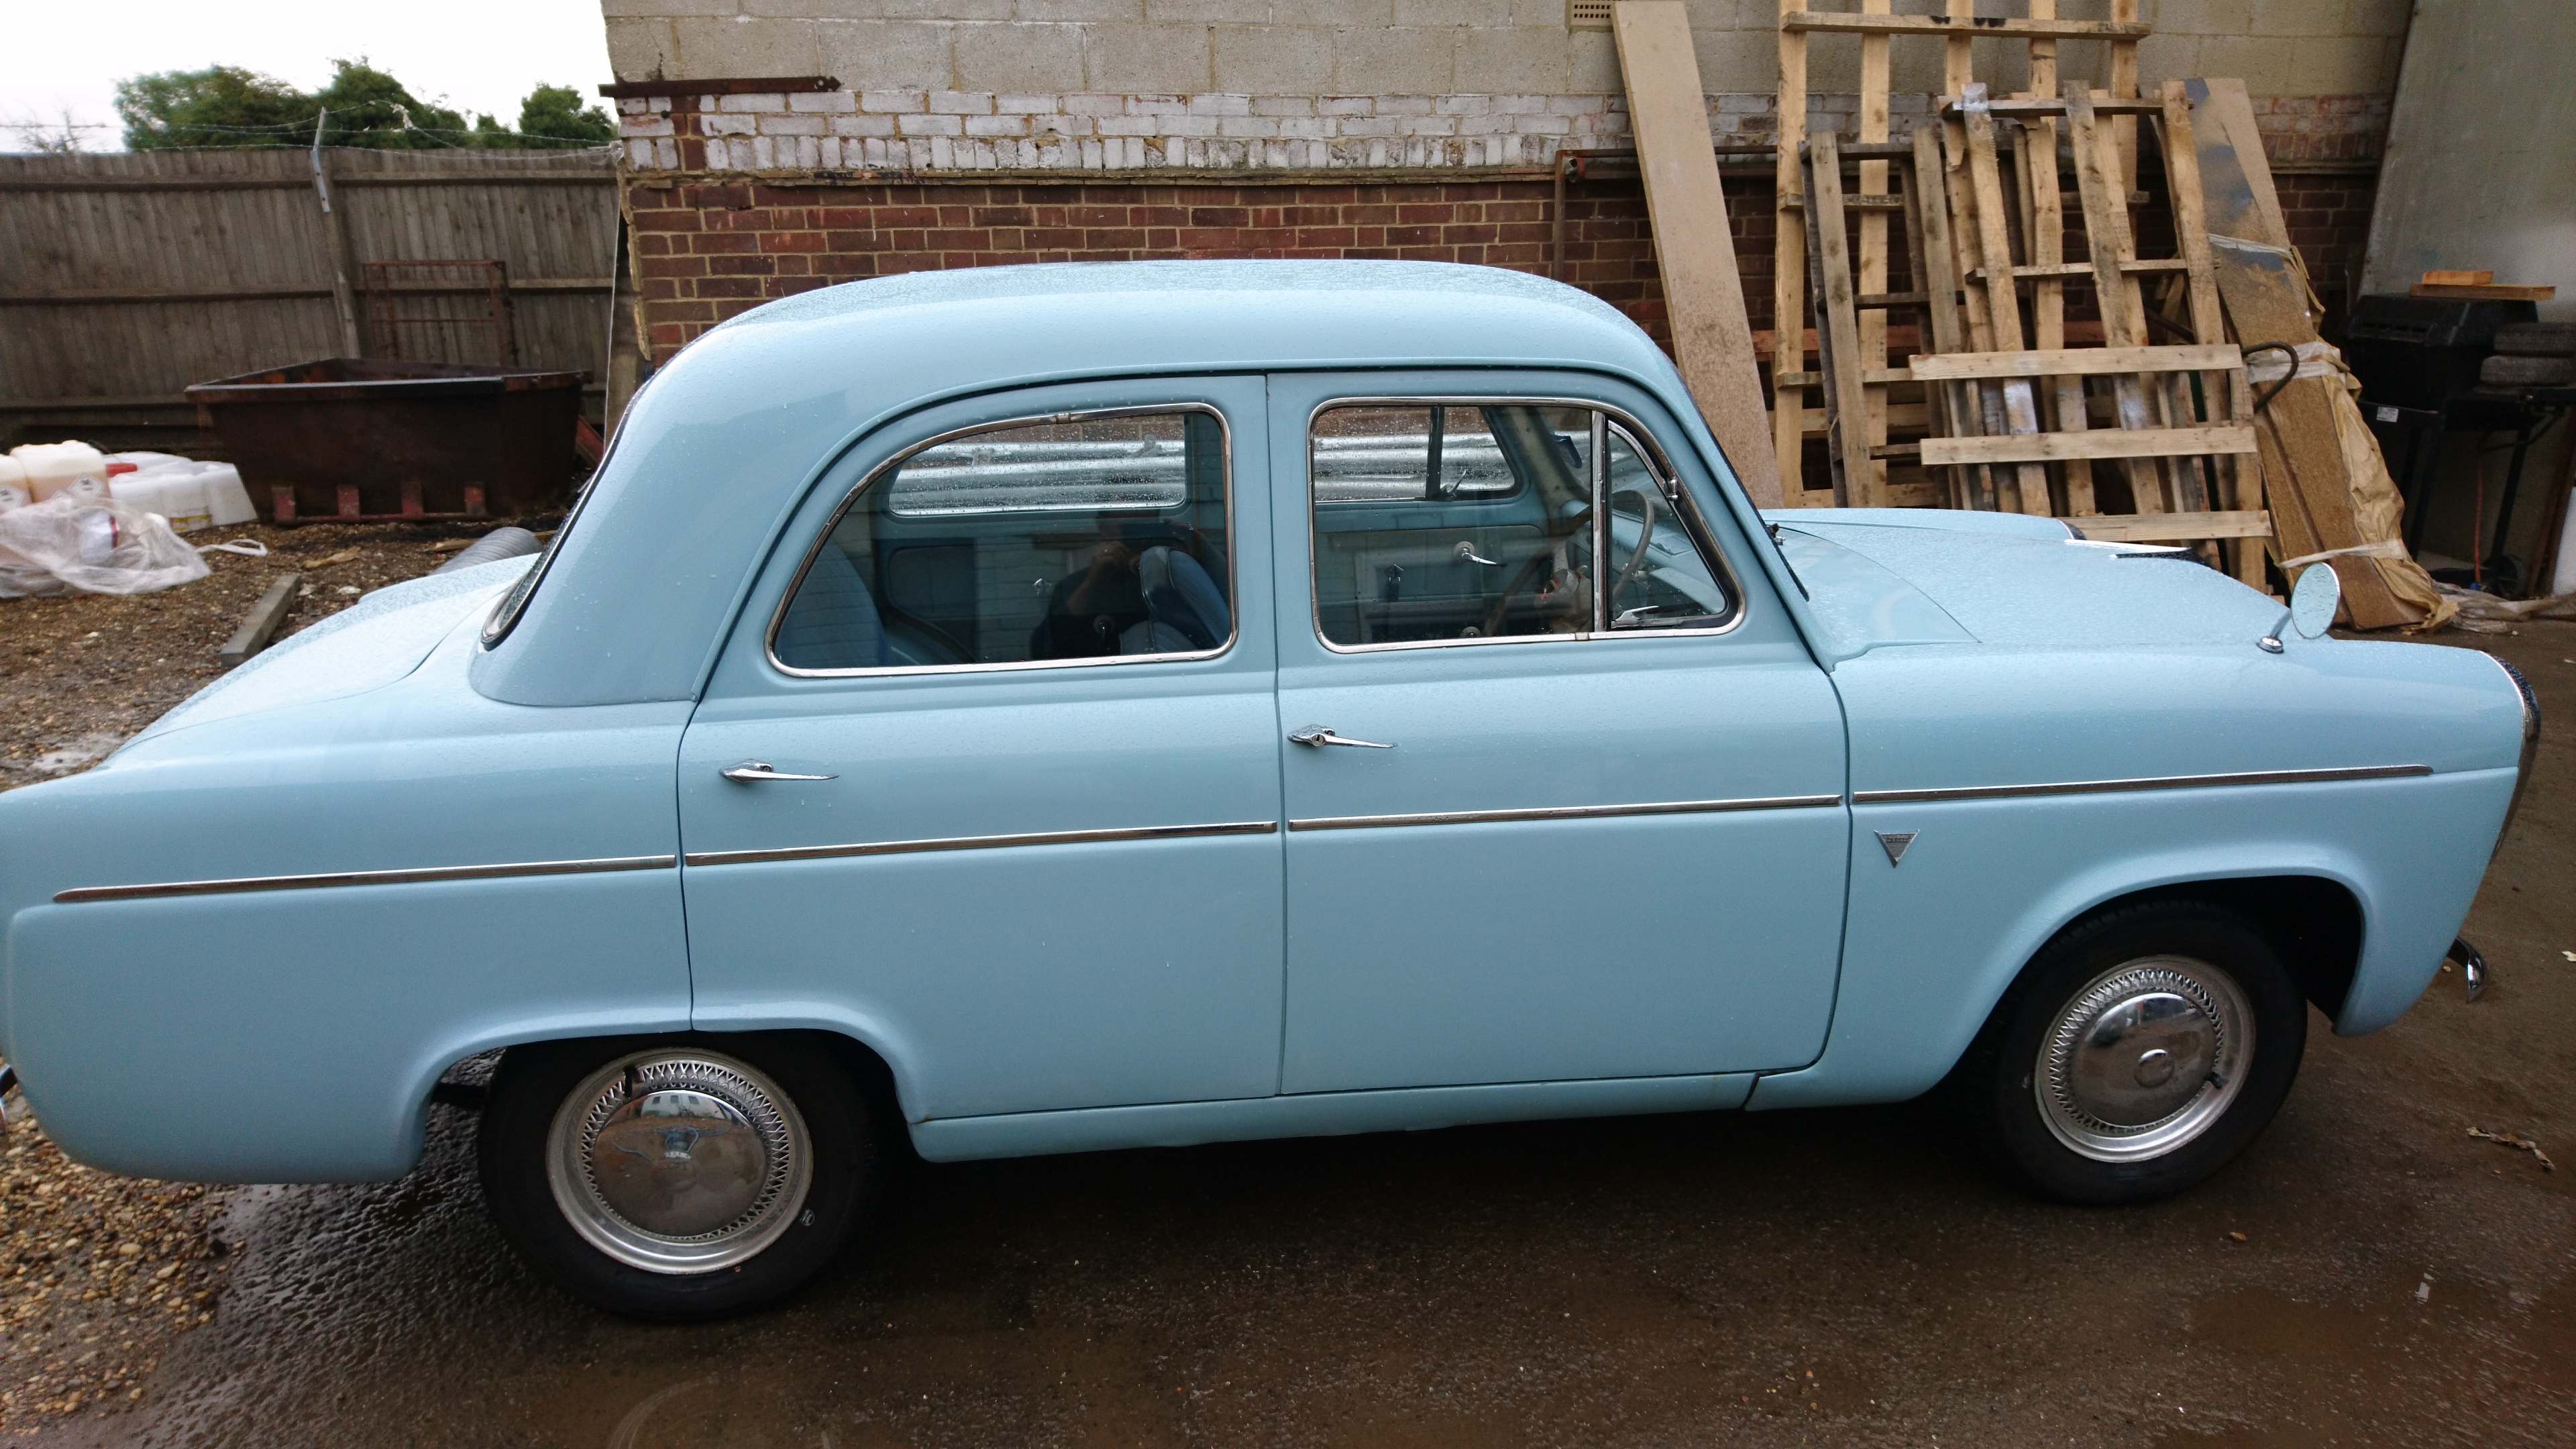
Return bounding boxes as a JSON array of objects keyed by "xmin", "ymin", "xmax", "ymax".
[{"xmin": 3, "ymin": 0, "xmax": 615, "ymax": 150}]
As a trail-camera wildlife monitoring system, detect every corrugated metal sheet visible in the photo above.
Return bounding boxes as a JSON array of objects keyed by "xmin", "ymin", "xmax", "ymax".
[{"xmin": 0, "ymin": 147, "xmax": 620, "ymax": 450}]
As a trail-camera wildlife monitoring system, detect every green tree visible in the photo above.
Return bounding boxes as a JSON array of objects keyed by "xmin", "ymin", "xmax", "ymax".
[
  {"xmin": 113, "ymin": 62, "xmax": 610, "ymax": 151},
  {"xmin": 115, "ymin": 65, "xmax": 314, "ymax": 149},
  {"xmin": 309, "ymin": 59, "xmax": 468, "ymax": 148},
  {"xmin": 511, "ymin": 84, "xmax": 616, "ymax": 147}
]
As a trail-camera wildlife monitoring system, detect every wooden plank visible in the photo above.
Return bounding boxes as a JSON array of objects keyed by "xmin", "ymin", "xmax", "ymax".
[
  {"xmin": 2076, "ymin": 510, "xmax": 2273, "ymax": 541},
  {"xmin": 1781, "ymin": 13, "xmax": 2149, "ymax": 38},
  {"xmin": 1941, "ymin": 98, "xmax": 2165, "ymax": 118},
  {"xmin": 1806, "ymin": 132, "xmax": 1876, "ymax": 507},
  {"xmin": 1909, "ymin": 122, "xmax": 1976, "ymax": 507},
  {"xmin": 1773, "ymin": 0, "xmax": 1814, "ymax": 502},
  {"xmin": 1613, "ymin": 2, "xmax": 1784, "ymax": 508},
  {"xmin": 1960, "ymin": 102, "xmax": 2053, "ymax": 515},
  {"xmin": 1921, "ymin": 425, "xmax": 2257, "ymax": 466},
  {"xmin": 220, "ymin": 574, "xmax": 303, "ymax": 668},
  {"xmin": 2017, "ymin": 22, "xmax": 2094, "ymax": 517},
  {"xmin": 1906, "ymin": 343, "xmax": 2243, "ymax": 380},
  {"xmin": 2410, "ymin": 282, "xmax": 2556, "ymax": 301},
  {"xmin": 2420, "ymin": 269, "xmax": 2493, "ymax": 286},
  {"xmin": 1856, "ymin": 0, "xmax": 1893, "ymax": 511},
  {"xmin": 2065, "ymin": 81, "xmax": 2171, "ymax": 511},
  {"xmin": 1966, "ymin": 259, "xmax": 2187, "ymax": 280},
  {"xmin": 2155, "ymin": 78, "xmax": 2260, "ymax": 584}
]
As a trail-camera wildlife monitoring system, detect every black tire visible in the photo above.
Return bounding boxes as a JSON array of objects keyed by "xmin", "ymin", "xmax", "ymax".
[
  {"xmin": 1945, "ymin": 900, "xmax": 2306, "ymax": 1204},
  {"xmin": 478, "ymin": 1032, "xmax": 877, "ymax": 1320}
]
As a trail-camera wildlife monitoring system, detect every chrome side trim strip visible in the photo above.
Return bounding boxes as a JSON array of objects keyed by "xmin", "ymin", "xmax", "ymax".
[
  {"xmin": 1289, "ymin": 794, "xmax": 1843, "ymax": 832},
  {"xmin": 684, "ymin": 819, "xmax": 1279, "ymax": 867},
  {"xmin": 54, "ymin": 854, "xmax": 679, "ymax": 904},
  {"xmin": 1852, "ymin": 763, "xmax": 2432, "ymax": 806}
]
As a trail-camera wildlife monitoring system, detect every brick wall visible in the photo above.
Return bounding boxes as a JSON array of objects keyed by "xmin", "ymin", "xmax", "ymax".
[{"xmin": 627, "ymin": 172, "xmax": 1819, "ymax": 362}]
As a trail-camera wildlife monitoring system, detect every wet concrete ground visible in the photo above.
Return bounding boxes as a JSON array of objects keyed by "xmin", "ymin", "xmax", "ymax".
[{"xmin": 34, "ymin": 622, "xmax": 2576, "ymax": 1448}]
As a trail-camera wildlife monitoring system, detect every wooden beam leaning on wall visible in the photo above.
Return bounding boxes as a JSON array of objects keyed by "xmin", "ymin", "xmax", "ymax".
[
  {"xmin": 1611, "ymin": 1, "xmax": 1783, "ymax": 508},
  {"xmin": 2181, "ymin": 77, "xmax": 2448, "ymax": 628}
]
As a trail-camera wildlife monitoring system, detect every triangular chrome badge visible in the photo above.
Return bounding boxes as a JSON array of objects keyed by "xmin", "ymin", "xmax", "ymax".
[{"xmin": 1876, "ymin": 831, "xmax": 1917, "ymax": 866}]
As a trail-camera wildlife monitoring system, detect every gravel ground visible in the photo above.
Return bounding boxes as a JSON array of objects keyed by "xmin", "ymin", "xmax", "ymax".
[{"xmin": 0, "ymin": 519, "xmax": 521, "ymax": 1439}]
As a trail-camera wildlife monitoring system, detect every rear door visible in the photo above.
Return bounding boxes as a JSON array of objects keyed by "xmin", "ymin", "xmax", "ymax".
[{"xmin": 1271, "ymin": 372, "xmax": 1850, "ymax": 1093}]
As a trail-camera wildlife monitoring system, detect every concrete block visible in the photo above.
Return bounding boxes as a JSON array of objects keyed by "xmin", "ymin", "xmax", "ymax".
[
  {"xmin": 1218, "ymin": 115, "xmax": 1283, "ymax": 137},
  {"xmin": 1144, "ymin": 0, "xmax": 1278, "ymax": 19},
  {"xmin": 1097, "ymin": 115, "xmax": 1164, "ymax": 136},
  {"xmin": 1319, "ymin": 95, "xmax": 1378, "ymax": 115},
  {"xmin": 1399, "ymin": 114, "xmax": 1460, "ymax": 136},
  {"xmin": 604, "ymin": 18, "xmax": 677, "ymax": 79},
  {"xmin": 2252, "ymin": 0, "xmax": 2350, "ymax": 38},
  {"xmin": 1392, "ymin": 0, "xmax": 1485, "ymax": 23},
  {"xmin": 600, "ymin": 0, "xmax": 720, "ymax": 15},
  {"xmin": 703, "ymin": 111, "xmax": 758, "ymax": 138},
  {"xmin": 1275, "ymin": 115, "xmax": 1330, "ymax": 138},
  {"xmin": 930, "ymin": 91, "xmax": 997, "ymax": 114},
  {"xmin": 1159, "ymin": 113, "xmax": 1220, "ymax": 136},
  {"xmin": 2156, "ymin": 0, "xmax": 2254, "ymax": 34},
  {"xmin": 1063, "ymin": 93, "xmax": 1127, "ymax": 115},
  {"xmin": 718, "ymin": 93, "xmax": 786, "ymax": 113},
  {"xmin": 623, "ymin": 115, "xmax": 677, "ymax": 138},
  {"xmin": 953, "ymin": 24, "xmax": 1087, "ymax": 93},
  {"xmin": 1212, "ymin": 25, "xmax": 1336, "ymax": 93},
  {"xmin": 2343, "ymin": 0, "xmax": 2413, "ymax": 38},
  {"xmin": 966, "ymin": 114, "xmax": 1031, "ymax": 136},
  {"xmin": 1083, "ymin": 23, "xmax": 1216, "ymax": 93},
  {"xmin": 2287, "ymin": 36, "xmax": 2392, "ymax": 95},
  {"xmin": 1691, "ymin": 29, "xmax": 1772, "ymax": 92},
  {"xmin": 859, "ymin": 89, "xmax": 928, "ymax": 113},
  {"xmin": 749, "ymin": 136, "xmax": 774, "ymax": 170},
  {"xmin": 817, "ymin": 136, "xmax": 843, "ymax": 168},
  {"xmin": 1127, "ymin": 93, "xmax": 1191, "ymax": 114},
  {"xmin": 669, "ymin": 17, "xmax": 818, "ymax": 80},
  {"xmin": 1331, "ymin": 29, "xmax": 1454, "ymax": 93},
  {"xmin": 1456, "ymin": 113, "xmax": 1514, "ymax": 136},
  {"xmin": 2196, "ymin": 35, "xmax": 2295, "ymax": 93},
  {"xmin": 1252, "ymin": 95, "xmax": 1316, "ymax": 116},
  {"xmin": 761, "ymin": 113, "xmax": 828, "ymax": 136},
  {"xmin": 898, "ymin": 113, "xmax": 965, "ymax": 136},
  {"xmin": 1294, "ymin": 0, "xmax": 1397, "ymax": 24},
  {"xmin": 1039, "ymin": 0, "xmax": 1144, "ymax": 19},
  {"xmin": 812, "ymin": 21, "xmax": 950, "ymax": 95},
  {"xmin": 833, "ymin": 113, "xmax": 898, "ymax": 137},
  {"xmin": 1189, "ymin": 92, "xmax": 1254, "ymax": 115},
  {"xmin": 1338, "ymin": 115, "xmax": 1401, "ymax": 137},
  {"xmin": 2133, "ymin": 34, "xmax": 2201, "ymax": 89},
  {"xmin": 790, "ymin": 91, "xmax": 858, "ymax": 113},
  {"xmin": 627, "ymin": 139, "xmax": 656, "ymax": 166},
  {"xmin": 655, "ymin": 137, "xmax": 679, "ymax": 168},
  {"xmin": 1036, "ymin": 114, "xmax": 1095, "ymax": 136},
  {"xmin": 619, "ymin": 97, "xmax": 648, "ymax": 115},
  {"xmin": 1377, "ymin": 93, "xmax": 1436, "ymax": 115},
  {"xmin": 996, "ymin": 94, "xmax": 1055, "ymax": 114},
  {"xmin": 796, "ymin": 135, "xmax": 821, "ymax": 168},
  {"xmin": 1435, "ymin": 94, "xmax": 1491, "ymax": 115}
]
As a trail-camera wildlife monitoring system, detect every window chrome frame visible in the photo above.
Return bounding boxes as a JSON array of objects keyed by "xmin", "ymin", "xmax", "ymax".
[
  {"xmin": 1303, "ymin": 394, "xmax": 1748, "ymax": 655},
  {"xmin": 763, "ymin": 401, "xmax": 1239, "ymax": 680}
]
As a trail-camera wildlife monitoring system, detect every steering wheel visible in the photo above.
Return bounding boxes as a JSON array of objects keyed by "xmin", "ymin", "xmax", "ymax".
[{"xmin": 1608, "ymin": 486, "xmax": 1658, "ymax": 623}]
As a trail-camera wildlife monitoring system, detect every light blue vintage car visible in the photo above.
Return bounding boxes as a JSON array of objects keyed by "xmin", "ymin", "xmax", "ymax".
[{"xmin": 0, "ymin": 262, "xmax": 2537, "ymax": 1318}]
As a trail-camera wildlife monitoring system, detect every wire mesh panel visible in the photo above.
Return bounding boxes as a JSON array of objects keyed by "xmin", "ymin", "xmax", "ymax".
[{"xmin": 361, "ymin": 259, "xmax": 517, "ymax": 367}]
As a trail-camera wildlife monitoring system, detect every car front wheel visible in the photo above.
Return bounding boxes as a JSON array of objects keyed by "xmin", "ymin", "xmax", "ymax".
[
  {"xmin": 478, "ymin": 1033, "xmax": 875, "ymax": 1319},
  {"xmin": 1953, "ymin": 900, "xmax": 2308, "ymax": 1203}
]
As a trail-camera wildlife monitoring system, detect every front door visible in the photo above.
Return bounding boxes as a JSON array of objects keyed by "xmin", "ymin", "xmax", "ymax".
[
  {"xmin": 679, "ymin": 379, "xmax": 1285, "ymax": 1122},
  {"xmin": 1271, "ymin": 373, "xmax": 1850, "ymax": 1093}
]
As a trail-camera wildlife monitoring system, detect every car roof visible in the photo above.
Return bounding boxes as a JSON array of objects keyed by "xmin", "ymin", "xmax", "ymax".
[{"xmin": 470, "ymin": 260, "xmax": 1699, "ymax": 707}]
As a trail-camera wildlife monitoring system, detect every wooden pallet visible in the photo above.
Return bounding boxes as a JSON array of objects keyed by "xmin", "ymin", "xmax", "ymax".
[{"xmin": 1772, "ymin": 0, "xmax": 2148, "ymax": 507}]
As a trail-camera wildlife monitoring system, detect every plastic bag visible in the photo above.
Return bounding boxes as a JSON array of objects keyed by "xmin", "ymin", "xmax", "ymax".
[{"xmin": 0, "ymin": 494, "xmax": 211, "ymax": 598}]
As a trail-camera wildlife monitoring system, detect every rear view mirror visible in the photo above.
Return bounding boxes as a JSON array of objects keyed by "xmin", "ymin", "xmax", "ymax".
[{"xmin": 2290, "ymin": 564, "xmax": 2343, "ymax": 639}]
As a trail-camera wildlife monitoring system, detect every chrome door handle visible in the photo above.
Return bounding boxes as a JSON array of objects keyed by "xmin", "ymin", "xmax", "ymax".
[
  {"xmin": 722, "ymin": 760, "xmax": 839, "ymax": 783},
  {"xmin": 1288, "ymin": 725, "xmax": 1395, "ymax": 750},
  {"xmin": 1454, "ymin": 541, "xmax": 1501, "ymax": 566}
]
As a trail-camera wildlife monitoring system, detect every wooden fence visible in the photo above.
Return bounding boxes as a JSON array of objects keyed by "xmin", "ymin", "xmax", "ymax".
[{"xmin": 0, "ymin": 147, "xmax": 629, "ymax": 455}]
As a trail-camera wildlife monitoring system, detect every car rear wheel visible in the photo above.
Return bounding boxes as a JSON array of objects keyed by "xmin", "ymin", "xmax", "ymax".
[
  {"xmin": 478, "ymin": 1033, "xmax": 875, "ymax": 1320},
  {"xmin": 1951, "ymin": 901, "xmax": 2307, "ymax": 1203}
]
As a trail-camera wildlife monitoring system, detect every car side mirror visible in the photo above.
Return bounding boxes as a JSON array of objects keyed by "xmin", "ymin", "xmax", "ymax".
[{"xmin": 2290, "ymin": 563, "xmax": 2343, "ymax": 639}]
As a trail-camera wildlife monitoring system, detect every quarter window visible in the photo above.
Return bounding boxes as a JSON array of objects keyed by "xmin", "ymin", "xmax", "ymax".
[
  {"xmin": 1307, "ymin": 402, "xmax": 1733, "ymax": 649},
  {"xmin": 773, "ymin": 409, "xmax": 1232, "ymax": 672}
]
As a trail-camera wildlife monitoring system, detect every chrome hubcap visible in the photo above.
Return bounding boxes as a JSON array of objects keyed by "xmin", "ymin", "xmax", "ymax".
[
  {"xmin": 2037, "ymin": 957, "xmax": 2252, "ymax": 1163},
  {"xmin": 545, "ymin": 1051, "xmax": 811, "ymax": 1274}
]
